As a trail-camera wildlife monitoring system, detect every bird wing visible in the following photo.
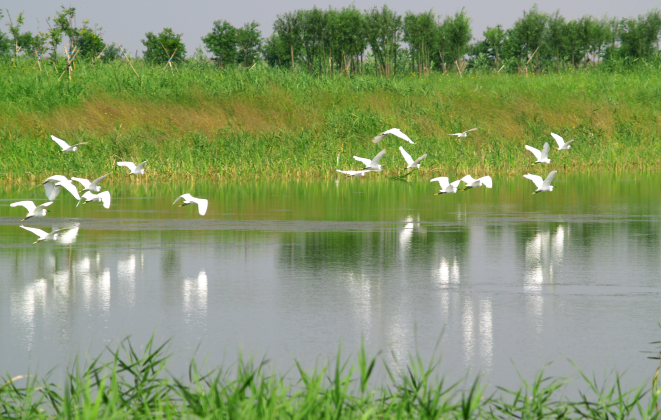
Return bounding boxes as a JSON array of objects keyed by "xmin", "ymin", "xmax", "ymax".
[
  {"xmin": 523, "ymin": 174, "xmax": 544, "ymax": 189},
  {"xmin": 353, "ymin": 156, "xmax": 372, "ymax": 166},
  {"xmin": 387, "ymin": 128, "xmax": 414, "ymax": 144},
  {"xmin": 370, "ymin": 149, "xmax": 387, "ymax": 166},
  {"xmin": 136, "ymin": 161, "xmax": 148, "ymax": 170},
  {"xmin": 525, "ymin": 145, "xmax": 542, "ymax": 160},
  {"xmin": 71, "ymin": 177, "xmax": 91, "ymax": 189},
  {"xmin": 460, "ymin": 175, "xmax": 476, "ymax": 185},
  {"xmin": 372, "ymin": 134, "xmax": 385, "ymax": 144},
  {"xmin": 542, "ymin": 170, "xmax": 558, "ymax": 188},
  {"xmin": 72, "ymin": 142, "xmax": 89, "ymax": 147},
  {"xmin": 449, "ymin": 180, "xmax": 461, "ymax": 189},
  {"xmin": 173, "ymin": 193, "xmax": 192, "ymax": 205},
  {"xmin": 563, "ymin": 139, "xmax": 575, "ymax": 147},
  {"xmin": 10, "ymin": 201, "xmax": 36, "ymax": 212},
  {"xmin": 449, "ymin": 133, "xmax": 462, "ymax": 136},
  {"xmin": 98, "ymin": 191, "xmax": 112, "ymax": 209},
  {"xmin": 44, "ymin": 175, "xmax": 69, "ymax": 183},
  {"xmin": 43, "ymin": 183, "xmax": 60, "ymax": 200},
  {"xmin": 412, "ymin": 153, "xmax": 427, "ymax": 166},
  {"xmin": 20, "ymin": 225, "xmax": 49, "ymax": 239},
  {"xmin": 550, "ymin": 133, "xmax": 565, "ymax": 147},
  {"xmin": 465, "ymin": 128, "xmax": 478, "ymax": 133},
  {"xmin": 430, "ymin": 177, "xmax": 449, "ymax": 190},
  {"xmin": 78, "ymin": 191, "xmax": 94, "ymax": 207},
  {"xmin": 89, "ymin": 174, "xmax": 109, "ymax": 188},
  {"xmin": 50, "ymin": 135, "xmax": 70, "ymax": 150},
  {"xmin": 399, "ymin": 146, "xmax": 414, "ymax": 166},
  {"xmin": 117, "ymin": 162, "xmax": 137, "ymax": 172},
  {"xmin": 477, "ymin": 176, "xmax": 493, "ymax": 188},
  {"xmin": 55, "ymin": 180, "xmax": 81, "ymax": 200},
  {"xmin": 540, "ymin": 142, "xmax": 550, "ymax": 159},
  {"xmin": 35, "ymin": 202, "xmax": 54, "ymax": 211},
  {"xmin": 193, "ymin": 198, "xmax": 208, "ymax": 216}
]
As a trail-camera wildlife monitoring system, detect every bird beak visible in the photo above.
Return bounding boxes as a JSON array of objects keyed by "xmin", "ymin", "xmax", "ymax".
[
  {"xmin": 532, "ymin": 192, "xmax": 537, "ymax": 195},
  {"xmin": 21, "ymin": 218, "xmax": 26, "ymax": 222},
  {"xmin": 32, "ymin": 241, "xmax": 38, "ymax": 245}
]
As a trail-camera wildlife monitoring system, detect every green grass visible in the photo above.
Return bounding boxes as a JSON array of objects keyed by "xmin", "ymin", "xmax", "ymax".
[
  {"xmin": 1, "ymin": 335, "xmax": 660, "ymax": 419},
  {"xmin": 1, "ymin": 58, "xmax": 661, "ymax": 184}
]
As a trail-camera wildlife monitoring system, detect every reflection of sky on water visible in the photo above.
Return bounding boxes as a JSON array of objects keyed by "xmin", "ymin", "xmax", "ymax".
[{"xmin": 1, "ymin": 199, "xmax": 661, "ymax": 389}]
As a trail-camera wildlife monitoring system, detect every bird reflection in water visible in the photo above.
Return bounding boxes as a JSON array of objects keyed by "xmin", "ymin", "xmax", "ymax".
[{"xmin": 183, "ymin": 271, "xmax": 208, "ymax": 321}]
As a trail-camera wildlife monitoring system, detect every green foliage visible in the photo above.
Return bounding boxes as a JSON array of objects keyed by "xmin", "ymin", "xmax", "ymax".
[
  {"xmin": 76, "ymin": 26, "xmax": 106, "ymax": 60},
  {"xmin": 364, "ymin": 5, "xmax": 402, "ymax": 75},
  {"xmin": 142, "ymin": 27, "xmax": 186, "ymax": 64},
  {"xmin": 440, "ymin": 8, "xmax": 472, "ymax": 64},
  {"xmin": 202, "ymin": 20, "xmax": 238, "ymax": 67},
  {"xmin": 403, "ymin": 10, "xmax": 437, "ymax": 73},
  {"xmin": 236, "ymin": 21, "xmax": 261, "ymax": 67},
  {"xmin": 273, "ymin": 11, "xmax": 302, "ymax": 70}
]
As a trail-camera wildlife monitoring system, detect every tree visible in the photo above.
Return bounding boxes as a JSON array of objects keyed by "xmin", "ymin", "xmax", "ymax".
[
  {"xmin": 142, "ymin": 28, "xmax": 186, "ymax": 64},
  {"xmin": 364, "ymin": 5, "xmax": 402, "ymax": 75},
  {"xmin": 0, "ymin": 11, "xmax": 10, "ymax": 56},
  {"xmin": 403, "ymin": 10, "xmax": 437, "ymax": 74},
  {"xmin": 202, "ymin": 20, "xmax": 237, "ymax": 67},
  {"xmin": 52, "ymin": 6, "xmax": 77, "ymax": 52},
  {"xmin": 299, "ymin": 7, "xmax": 325, "ymax": 72},
  {"xmin": 483, "ymin": 24, "xmax": 505, "ymax": 68},
  {"xmin": 510, "ymin": 5, "xmax": 547, "ymax": 68},
  {"xmin": 273, "ymin": 11, "xmax": 302, "ymax": 71},
  {"xmin": 441, "ymin": 8, "xmax": 472, "ymax": 65},
  {"xmin": 546, "ymin": 11, "xmax": 567, "ymax": 67},
  {"xmin": 236, "ymin": 21, "xmax": 261, "ymax": 67},
  {"xmin": 76, "ymin": 20, "xmax": 108, "ymax": 59}
]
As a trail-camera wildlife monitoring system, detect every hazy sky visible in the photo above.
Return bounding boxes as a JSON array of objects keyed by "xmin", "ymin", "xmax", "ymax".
[{"xmin": 3, "ymin": 0, "xmax": 659, "ymax": 56}]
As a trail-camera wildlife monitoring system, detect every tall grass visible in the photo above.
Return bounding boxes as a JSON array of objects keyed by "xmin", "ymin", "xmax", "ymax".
[
  {"xmin": 1, "ymin": 335, "xmax": 660, "ymax": 418},
  {"xmin": 1, "ymin": 58, "xmax": 660, "ymax": 184}
]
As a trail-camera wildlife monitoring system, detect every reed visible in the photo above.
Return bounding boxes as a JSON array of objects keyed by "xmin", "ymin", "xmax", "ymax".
[
  {"xmin": 1, "ymin": 335, "xmax": 659, "ymax": 419},
  {"xmin": 1, "ymin": 58, "xmax": 660, "ymax": 184}
]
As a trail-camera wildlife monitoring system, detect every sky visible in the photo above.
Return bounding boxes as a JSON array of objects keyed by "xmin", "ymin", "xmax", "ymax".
[{"xmin": 3, "ymin": 0, "xmax": 659, "ymax": 56}]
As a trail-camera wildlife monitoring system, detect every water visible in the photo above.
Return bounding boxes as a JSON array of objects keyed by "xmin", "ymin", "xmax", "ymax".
[{"xmin": 1, "ymin": 173, "xmax": 660, "ymax": 390}]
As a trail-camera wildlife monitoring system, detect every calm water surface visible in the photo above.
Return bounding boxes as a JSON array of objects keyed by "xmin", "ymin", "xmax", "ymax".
[{"xmin": 1, "ymin": 173, "xmax": 660, "ymax": 388}]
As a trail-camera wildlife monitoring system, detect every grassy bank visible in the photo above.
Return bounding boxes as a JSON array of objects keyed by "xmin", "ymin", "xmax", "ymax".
[
  {"xmin": 1, "ymin": 336, "xmax": 660, "ymax": 419},
  {"xmin": 1, "ymin": 59, "xmax": 660, "ymax": 184}
]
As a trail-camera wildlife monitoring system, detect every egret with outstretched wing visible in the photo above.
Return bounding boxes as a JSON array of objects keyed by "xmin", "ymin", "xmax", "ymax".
[
  {"xmin": 117, "ymin": 161, "xmax": 148, "ymax": 175},
  {"xmin": 399, "ymin": 147, "xmax": 427, "ymax": 169},
  {"xmin": 524, "ymin": 170, "xmax": 558, "ymax": 194},
  {"xmin": 79, "ymin": 191, "xmax": 111, "ymax": 209},
  {"xmin": 353, "ymin": 150, "xmax": 386, "ymax": 171},
  {"xmin": 51, "ymin": 135, "xmax": 88, "ymax": 152},
  {"xmin": 71, "ymin": 174, "xmax": 108, "ymax": 192},
  {"xmin": 19, "ymin": 225, "xmax": 75, "ymax": 244},
  {"xmin": 430, "ymin": 177, "xmax": 461, "ymax": 194},
  {"xmin": 525, "ymin": 142, "xmax": 551, "ymax": 164},
  {"xmin": 449, "ymin": 128, "xmax": 478, "ymax": 138},
  {"xmin": 173, "ymin": 194, "xmax": 208, "ymax": 216},
  {"xmin": 460, "ymin": 175, "xmax": 493, "ymax": 191},
  {"xmin": 10, "ymin": 201, "xmax": 54, "ymax": 221},
  {"xmin": 550, "ymin": 133, "xmax": 574, "ymax": 150},
  {"xmin": 336, "ymin": 169, "xmax": 372, "ymax": 177},
  {"xmin": 372, "ymin": 128, "xmax": 414, "ymax": 144}
]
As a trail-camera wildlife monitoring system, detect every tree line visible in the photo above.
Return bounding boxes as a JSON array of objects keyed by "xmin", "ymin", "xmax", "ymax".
[{"xmin": 1, "ymin": 5, "xmax": 660, "ymax": 74}]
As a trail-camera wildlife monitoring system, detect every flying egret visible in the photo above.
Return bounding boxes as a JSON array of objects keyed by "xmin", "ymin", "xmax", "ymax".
[
  {"xmin": 173, "ymin": 194, "xmax": 208, "ymax": 216},
  {"xmin": 550, "ymin": 133, "xmax": 574, "ymax": 150},
  {"xmin": 353, "ymin": 149, "xmax": 387, "ymax": 171},
  {"xmin": 399, "ymin": 147, "xmax": 427, "ymax": 169},
  {"xmin": 19, "ymin": 225, "xmax": 76, "ymax": 244},
  {"xmin": 42, "ymin": 176, "xmax": 81, "ymax": 200},
  {"xmin": 372, "ymin": 128, "xmax": 414, "ymax": 144},
  {"xmin": 10, "ymin": 201, "xmax": 54, "ymax": 221},
  {"xmin": 117, "ymin": 161, "xmax": 148, "ymax": 175},
  {"xmin": 336, "ymin": 169, "xmax": 372, "ymax": 177},
  {"xmin": 524, "ymin": 170, "xmax": 558, "ymax": 194},
  {"xmin": 449, "ymin": 128, "xmax": 478, "ymax": 138},
  {"xmin": 71, "ymin": 174, "xmax": 109, "ymax": 192},
  {"xmin": 50, "ymin": 135, "xmax": 88, "ymax": 152},
  {"xmin": 460, "ymin": 175, "xmax": 493, "ymax": 191},
  {"xmin": 525, "ymin": 142, "xmax": 551, "ymax": 164},
  {"xmin": 430, "ymin": 177, "xmax": 461, "ymax": 194},
  {"xmin": 79, "ymin": 191, "xmax": 111, "ymax": 209}
]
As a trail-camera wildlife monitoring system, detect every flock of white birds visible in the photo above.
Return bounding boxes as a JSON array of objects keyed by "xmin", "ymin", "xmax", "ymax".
[
  {"xmin": 11, "ymin": 130, "xmax": 574, "ymax": 244},
  {"xmin": 336, "ymin": 128, "xmax": 573, "ymax": 195},
  {"xmin": 10, "ymin": 135, "xmax": 208, "ymax": 244}
]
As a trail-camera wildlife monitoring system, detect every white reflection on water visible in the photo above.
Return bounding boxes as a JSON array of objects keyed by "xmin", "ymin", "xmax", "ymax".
[
  {"xmin": 118, "ymin": 255, "xmax": 136, "ymax": 305},
  {"xmin": 437, "ymin": 258, "xmax": 460, "ymax": 285},
  {"xmin": 53, "ymin": 224, "xmax": 79, "ymax": 245},
  {"xmin": 345, "ymin": 272, "xmax": 372, "ymax": 334},
  {"xmin": 11, "ymin": 279, "xmax": 47, "ymax": 351},
  {"xmin": 183, "ymin": 271, "xmax": 208, "ymax": 321},
  {"xmin": 462, "ymin": 297, "xmax": 474, "ymax": 365},
  {"xmin": 479, "ymin": 298, "xmax": 493, "ymax": 370}
]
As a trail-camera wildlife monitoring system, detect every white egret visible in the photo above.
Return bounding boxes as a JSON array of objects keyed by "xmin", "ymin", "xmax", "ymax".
[
  {"xmin": 10, "ymin": 201, "xmax": 54, "ymax": 221},
  {"xmin": 399, "ymin": 146, "xmax": 427, "ymax": 169},
  {"xmin": 19, "ymin": 225, "xmax": 76, "ymax": 244},
  {"xmin": 460, "ymin": 175, "xmax": 493, "ymax": 191},
  {"xmin": 550, "ymin": 133, "xmax": 574, "ymax": 150},
  {"xmin": 372, "ymin": 128, "xmax": 414, "ymax": 144},
  {"xmin": 525, "ymin": 142, "xmax": 551, "ymax": 164},
  {"xmin": 117, "ymin": 161, "xmax": 148, "ymax": 175},
  {"xmin": 430, "ymin": 177, "xmax": 461, "ymax": 194},
  {"xmin": 449, "ymin": 128, "xmax": 478, "ymax": 138},
  {"xmin": 50, "ymin": 135, "xmax": 88, "ymax": 152},
  {"xmin": 79, "ymin": 191, "xmax": 111, "ymax": 209},
  {"xmin": 71, "ymin": 174, "xmax": 108, "ymax": 192},
  {"xmin": 173, "ymin": 193, "xmax": 208, "ymax": 216},
  {"xmin": 524, "ymin": 170, "xmax": 558, "ymax": 194},
  {"xmin": 336, "ymin": 169, "xmax": 372, "ymax": 177},
  {"xmin": 353, "ymin": 149, "xmax": 386, "ymax": 171},
  {"xmin": 42, "ymin": 175, "xmax": 81, "ymax": 200}
]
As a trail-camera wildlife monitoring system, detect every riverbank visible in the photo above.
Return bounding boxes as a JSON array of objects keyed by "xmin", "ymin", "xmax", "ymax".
[
  {"xmin": 1, "ymin": 336, "xmax": 659, "ymax": 419},
  {"xmin": 1, "ymin": 60, "xmax": 660, "ymax": 183}
]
